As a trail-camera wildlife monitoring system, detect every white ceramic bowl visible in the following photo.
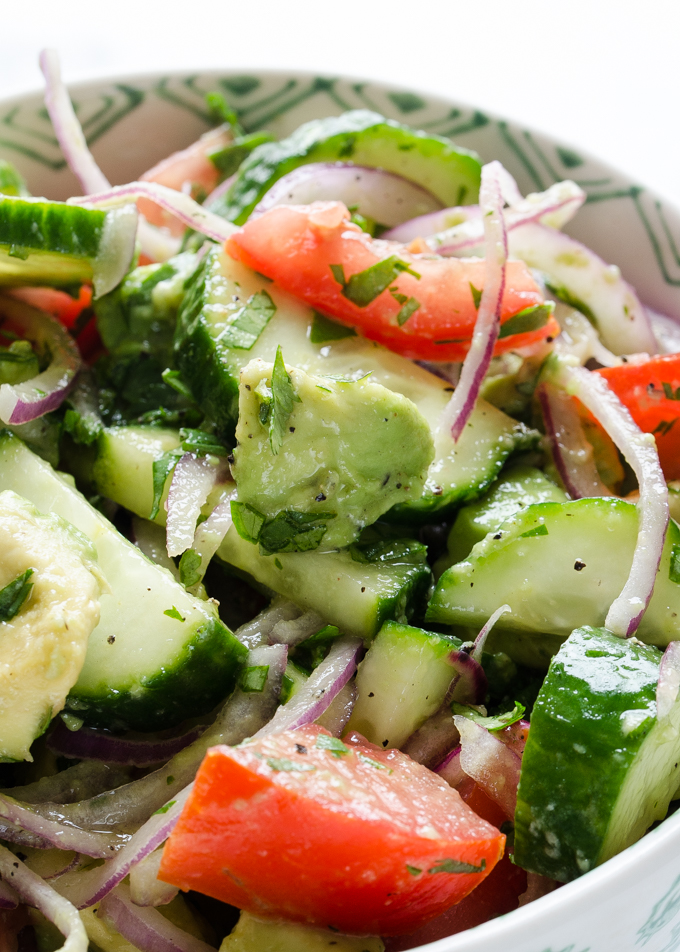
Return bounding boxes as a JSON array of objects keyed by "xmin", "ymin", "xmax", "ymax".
[{"xmin": 2, "ymin": 70, "xmax": 680, "ymax": 952}]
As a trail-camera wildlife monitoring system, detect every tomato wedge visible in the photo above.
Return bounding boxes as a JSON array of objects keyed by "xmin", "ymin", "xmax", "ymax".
[
  {"xmin": 7, "ymin": 284, "xmax": 92, "ymax": 329},
  {"xmin": 226, "ymin": 202, "xmax": 557, "ymax": 361},
  {"xmin": 159, "ymin": 725, "xmax": 504, "ymax": 936},
  {"xmin": 597, "ymin": 354, "xmax": 680, "ymax": 480}
]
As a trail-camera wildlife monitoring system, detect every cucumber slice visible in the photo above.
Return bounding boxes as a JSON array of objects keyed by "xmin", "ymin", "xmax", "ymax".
[
  {"xmin": 217, "ymin": 527, "xmax": 430, "ymax": 642},
  {"xmin": 176, "ymin": 248, "xmax": 533, "ymax": 519},
  {"xmin": 210, "ymin": 109, "xmax": 481, "ymax": 224},
  {"xmin": 92, "ymin": 426, "xmax": 182, "ymax": 524},
  {"xmin": 347, "ymin": 621, "xmax": 460, "ymax": 749},
  {"xmin": 427, "ymin": 498, "xmax": 680, "ymax": 648},
  {"xmin": 0, "ymin": 196, "xmax": 137, "ymax": 297},
  {"xmin": 514, "ymin": 626, "xmax": 680, "ymax": 881},
  {"xmin": 0, "ymin": 432, "xmax": 246, "ymax": 730},
  {"xmin": 222, "ymin": 910, "xmax": 384, "ymax": 952},
  {"xmin": 435, "ymin": 465, "xmax": 567, "ymax": 575}
]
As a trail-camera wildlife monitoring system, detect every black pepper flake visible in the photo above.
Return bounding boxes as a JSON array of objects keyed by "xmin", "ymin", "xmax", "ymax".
[
  {"xmin": 289, "ymin": 427, "xmax": 296, "ymax": 433},
  {"xmin": 361, "ymin": 586, "xmax": 366, "ymax": 593},
  {"xmin": 107, "ymin": 635, "xmax": 115, "ymax": 644},
  {"xmin": 295, "ymin": 744, "xmax": 308, "ymax": 754},
  {"xmin": 432, "ymin": 485, "xmax": 443, "ymax": 496},
  {"xmin": 245, "ymin": 384, "xmax": 251, "ymax": 390},
  {"xmin": 382, "ymin": 740, "xmax": 389, "ymax": 747},
  {"xmin": 493, "ymin": 533, "xmax": 502, "ymax": 540},
  {"xmin": 315, "ymin": 493, "xmax": 327, "ymax": 502},
  {"xmin": 396, "ymin": 483, "xmax": 402, "ymax": 489},
  {"xmin": 574, "ymin": 559, "xmax": 586, "ymax": 571},
  {"xmin": 470, "ymin": 582, "xmax": 474, "ymax": 587},
  {"xmin": 382, "ymin": 474, "xmax": 390, "ymax": 487},
  {"xmin": 546, "ymin": 336, "xmax": 554, "ymax": 343},
  {"xmin": 227, "ymin": 454, "xmax": 235, "ymax": 465},
  {"xmin": 368, "ymin": 692, "xmax": 375, "ymax": 698}
]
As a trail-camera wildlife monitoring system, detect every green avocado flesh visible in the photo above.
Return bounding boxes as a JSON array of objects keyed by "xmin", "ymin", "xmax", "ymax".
[
  {"xmin": 515, "ymin": 627, "xmax": 680, "ymax": 881},
  {"xmin": 232, "ymin": 357, "xmax": 434, "ymax": 550},
  {"xmin": 0, "ymin": 432, "xmax": 246, "ymax": 730},
  {"xmin": 209, "ymin": 109, "xmax": 481, "ymax": 224},
  {"xmin": 427, "ymin": 497, "xmax": 680, "ymax": 648},
  {"xmin": 175, "ymin": 248, "xmax": 533, "ymax": 520}
]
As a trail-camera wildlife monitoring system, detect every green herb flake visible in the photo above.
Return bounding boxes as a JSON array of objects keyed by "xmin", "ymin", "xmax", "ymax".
[
  {"xmin": 163, "ymin": 606, "xmax": 185, "ymax": 622},
  {"xmin": 205, "ymin": 90, "xmax": 242, "ymax": 132},
  {"xmin": 451, "ymin": 700, "xmax": 526, "ymax": 733},
  {"xmin": 309, "ymin": 311, "xmax": 357, "ymax": 344},
  {"xmin": 349, "ymin": 539, "xmax": 422, "ymax": 564},
  {"xmin": 217, "ymin": 290, "xmax": 276, "ymax": 350},
  {"xmin": 294, "ymin": 624, "xmax": 341, "ymax": 672},
  {"xmin": 150, "ymin": 449, "xmax": 182, "ymax": 520},
  {"xmin": 230, "ymin": 500, "xmax": 266, "ymax": 544},
  {"xmin": 63, "ymin": 408, "xmax": 102, "ymax": 446},
  {"xmin": 654, "ymin": 419, "xmax": 677, "ymax": 436},
  {"xmin": 662, "ymin": 382, "xmax": 680, "ymax": 401},
  {"xmin": 357, "ymin": 752, "xmax": 391, "ymax": 773},
  {"xmin": 428, "ymin": 858, "xmax": 487, "ymax": 875},
  {"xmin": 239, "ymin": 664, "xmax": 270, "ymax": 693},
  {"xmin": 166, "ymin": 776, "xmax": 175, "ymax": 785},
  {"xmin": 395, "ymin": 297, "xmax": 421, "ymax": 326},
  {"xmin": 670, "ymin": 543, "xmax": 680, "ymax": 585},
  {"xmin": 406, "ymin": 865, "xmax": 422, "ymax": 876},
  {"xmin": 315, "ymin": 734, "xmax": 350, "ymax": 757},
  {"xmin": 330, "ymin": 264, "xmax": 347, "ymax": 287},
  {"xmin": 179, "ymin": 549, "xmax": 202, "ymax": 588},
  {"xmin": 274, "ymin": 557, "xmax": 283, "ymax": 570},
  {"xmin": 153, "ymin": 800, "xmax": 177, "ymax": 815},
  {"xmin": 469, "ymin": 283, "xmax": 482, "ymax": 310},
  {"xmin": 269, "ymin": 345, "xmax": 301, "ymax": 454},
  {"xmin": 498, "ymin": 302, "xmax": 554, "ymax": 339},
  {"xmin": 341, "ymin": 255, "xmax": 420, "ymax": 308},
  {"xmin": 266, "ymin": 757, "xmax": 316, "ymax": 773},
  {"xmin": 258, "ymin": 510, "xmax": 335, "ymax": 555},
  {"xmin": 180, "ymin": 428, "xmax": 230, "ymax": 457},
  {"xmin": 520, "ymin": 524, "xmax": 549, "ymax": 538},
  {"xmin": 280, "ymin": 673, "xmax": 295, "ymax": 704},
  {"xmin": 0, "ymin": 568, "xmax": 34, "ymax": 622},
  {"xmin": 161, "ymin": 369, "xmax": 195, "ymax": 401}
]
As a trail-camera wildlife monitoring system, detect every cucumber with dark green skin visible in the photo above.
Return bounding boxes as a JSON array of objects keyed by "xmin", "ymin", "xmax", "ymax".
[
  {"xmin": 209, "ymin": 109, "xmax": 481, "ymax": 224},
  {"xmin": 0, "ymin": 432, "xmax": 247, "ymax": 731},
  {"xmin": 175, "ymin": 248, "xmax": 535, "ymax": 519},
  {"xmin": 217, "ymin": 527, "xmax": 431, "ymax": 642},
  {"xmin": 427, "ymin": 498, "xmax": 680, "ymax": 648},
  {"xmin": 514, "ymin": 627, "xmax": 680, "ymax": 882}
]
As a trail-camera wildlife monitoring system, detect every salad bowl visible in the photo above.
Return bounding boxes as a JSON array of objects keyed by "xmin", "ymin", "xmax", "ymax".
[{"xmin": 1, "ymin": 68, "xmax": 680, "ymax": 952}]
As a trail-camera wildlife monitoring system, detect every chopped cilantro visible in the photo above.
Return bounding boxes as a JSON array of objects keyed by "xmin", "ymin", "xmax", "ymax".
[
  {"xmin": 153, "ymin": 800, "xmax": 176, "ymax": 816},
  {"xmin": 662, "ymin": 382, "xmax": 680, "ymax": 401},
  {"xmin": 406, "ymin": 865, "xmax": 422, "ymax": 876},
  {"xmin": 179, "ymin": 428, "xmax": 230, "ymax": 457},
  {"xmin": 269, "ymin": 345, "xmax": 301, "ymax": 454},
  {"xmin": 63, "ymin": 408, "xmax": 102, "ymax": 446},
  {"xmin": 207, "ymin": 131, "xmax": 275, "ymax": 176},
  {"xmin": 670, "ymin": 543, "xmax": 680, "ymax": 585},
  {"xmin": 258, "ymin": 510, "xmax": 335, "ymax": 555},
  {"xmin": 205, "ymin": 90, "xmax": 242, "ymax": 133},
  {"xmin": 520, "ymin": 524, "xmax": 549, "ymax": 538},
  {"xmin": 216, "ymin": 289, "xmax": 276, "ymax": 350},
  {"xmin": 294, "ymin": 624, "xmax": 341, "ymax": 672},
  {"xmin": 0, "ymin": 568, "xmax": 34, "ymax": 622},
  {"xmin": 451, "ymin": 700, "xmax": 526, "ymax": 732},
  {"xmin": 469, "ymin": 283, "xmax": 482, "ymax": 309},
  {"xmin": 357, "ymin": 752, "xmax": 391, "ymax": 772},
  {"xmin": 428, "ymin": 858, "xmax": 486, "ymax": 875},
  {"xmin": 163, "ymin": 606, "xmax": 185, "ymax": 622},
  {"xmin": 150, "ymin": 448, "xmax": 183, "ymax": 520},
  {"xmin": 315, "ymin": 734, "xmax": 350, "ymax": 757},
  {"xmin": 239, "ymin": 664, "xmax": 270, "ymax": 693},
  {"xmin": 161, "ymin": 369, "xmax": 195, "ymax": 400},
  {"xmin": 179, "ymin": 549, "xmax": 202, "ymax": 588},
  {"xmin": 349, "ymin": 539, "xmax": 423, "ymax": 564},
  {"xmin": 266, "ymin": 757, "xmax": 316, "ymax": 772},
  {"xmin": 330, "ymin": 264, "xmax": 347, "ymax": 287},
  {"xmin": 395, "ymin": 297, "xmax": 421, "ymax": 326},
  {"xmin": 274, "ymin": 557, "xmax": 283, "ymax": 570},
  {"xmin": 498, "ymin": 302, "xmax": 554, "ymax": 339},
  {"xmin": 309, "ymin": 311, "xmax": 357, "ymax": 344},
  {"xmin": 340, "ymin": 255, "xmax": 420, "ymax": 308},
  {"xmin": 230, "ymin": 501, "xmax": 266, "ymax": 544}
]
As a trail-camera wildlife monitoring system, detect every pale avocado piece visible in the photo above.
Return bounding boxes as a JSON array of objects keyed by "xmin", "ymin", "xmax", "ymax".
[
  {"xmin": 220, "ymin": 911, "xmax": 384, "ymax": 952},
  {"xmin": 232, "ymin": 356, "xmax": 434, "ymax": 551},
  {"xmin": 0, "ymin": 490, "xmax": 102, "ymax": 762},
  {"xmin": 434, "ymin": 465, "xmax": 566, "ymax": 576}
]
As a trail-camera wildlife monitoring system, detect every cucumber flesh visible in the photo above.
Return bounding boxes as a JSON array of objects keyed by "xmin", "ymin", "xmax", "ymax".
[
  {"xmin": 0, "ymin": 197, "xmax": 137, "ymax": 297},
  {"xmin": 0, "ymin": 432, "xmax": 246, "ymax": 730},
  {"xmin": 427, "ymin": 498, "xmax": 680, "ymax": 648},
  {"xmin": 514, "ymin": 626, "xmax": 680, "ymax": 881},
  {"xmin": 210, "ymin": 109, "xmax": 481, "ymax": 224},
  {"xmin": 347, "ymin": 621, "xmax": 460, "ymax": 749}
]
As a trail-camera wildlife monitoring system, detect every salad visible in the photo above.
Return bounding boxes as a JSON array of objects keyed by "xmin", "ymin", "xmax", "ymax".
[{"xmin": 1, "ymin": 49, "xmax": 680, "ymax": 952}]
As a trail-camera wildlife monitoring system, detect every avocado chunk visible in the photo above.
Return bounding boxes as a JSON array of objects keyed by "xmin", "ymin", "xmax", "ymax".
[
  {"xmin": 211, "ymin": 109, "xmax": 481, "ymax": 224},
  {"xmin": 232, "ymin": 354, "xmax": 435, "ymax": 551},
  {"xmin": 0, "ymin": 490, "xmax": 102, "ymax": 761},
  {"xmin": 220, "ymin": 911, "xmax": 384, "ymax": 951}
]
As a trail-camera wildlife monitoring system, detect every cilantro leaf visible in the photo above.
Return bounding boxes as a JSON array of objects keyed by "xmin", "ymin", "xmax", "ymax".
[
  {"xmin": 161, "ymin": 369, "xmax": 195, "ymax": 401},
  {"xmin": 205, "ymin": 91, "xmax": 242, "ymax": 132},
  {"xmin": 207, "ymin": 131, "xmax": 275, "ymax": 176},
  {"xmin": 266, "ymin": 757, "xmax": 316, "ymax": 772},
  {"xmin": 406, "ymin": 865, "xmax": 422, "ymax": 876},
  {"xmin": 153, "ymin": 799, "xmax": 177, "ymax": 815},
  {"xmin": 258, "ymin": 510, "xmax": 335, "ymax": 555},
  {"xmin": 269, "ymin": 346, "xmax": 300, "ymax": 455},
  {"xmin": 63, "ymin": 408, "xmax": 103, "ymax": 446},
  {"xmin": 349, "ymin": 539, "xmax": 425, "ymax": 564},
  {"xmin": 309, "ymin": 312, "xmax": 357, "ymax": 344},
  {"xmin": 150, "ymin": 448, "xmax": 183, "ymax": 521},
  {"xmin": 216, "ymin": 290, "xmax": 276, "ymax": 350},
  {"xmin": 341, "ymin": 256, "xmax": 420, "ymax": 308},
  {"xmin": 294, "ymin": 624, "xmax": 342, "ymax": 672},
  {"xmin": 670, "ymin": 544, "xmax": 680, "ymax": 585},
  {"xmin": 469, "ymin": 282, "xmax": 482, "ymax": 310},
  {"xmin": 239, "ymin": 664, "xmax": 270, "ymax": 693},
  {"xmin": 428, "ymin": 858, "xmax": 487, "ymax": 875},
  {"xmin": 498, "ymin": 302, "xmax": 554, "ymax": 339},
  {"xmin": 451, "ymin": 700, "xmax": 526, "ymax": 732},
  {"xmin": 520, "ymin": 524, "xmax": 549, "ymax": 538},
  {"xmin": 395, "ymin": 297, "xmax": 421, "ymax": 326},
  {"xmin": 163, "ymin": 606, "xmax": 185, "ymax": 622},
  {"xmin": 315, "ymin": 734, "xmax": 350, "ymax": 757},
  {"xmin": 230, "ymin": 501, "xmax": 266, "ymax": 544},
  {"xmin": 179, "ymin": 548, "xmax": 202, "ymax": 588},
  {"xmin": 0, "ymin": 568, "xmax": 34, "ymax": 622},
  {"xmin": 357, "ymin": 752, "xmax": 392, "ymax": 773},
  {"xmin": 179, "ymin": 428, "xmax": 230, "ymax": 457},
  {"xmin": 330, "ymin": 264, "xmax": 347, "ymax": 287}
]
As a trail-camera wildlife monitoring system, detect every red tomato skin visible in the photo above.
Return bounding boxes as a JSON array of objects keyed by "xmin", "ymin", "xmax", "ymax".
[
  {"xmin": 226, "ymin": 202, "xmax": 556, "ymax": 361},
  {"xmin": 597, "ymin": 355, "xmax": 680, "ymax": 480},
  {"xmin": 7, "ymin": 285, "xmax": 92, "ymax": 329},
  {"xmin": 159, "ymin": 726, "xmax": 504, "ymax": 936}
]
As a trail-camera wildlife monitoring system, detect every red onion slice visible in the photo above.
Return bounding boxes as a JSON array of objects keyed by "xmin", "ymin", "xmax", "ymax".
[
  {"xmin": 0, "ymin": 296, "xmax": 81, "ymax": 424},
  {"xmin": 0, "ymin": 878, "xmax": 18, "ymax": 909},
  {"xmin": 446, "ymin": 650, "xmax": 488, "ymax": 706},
  {"xmin": 657, "ymin": 641, "xmax": 680, "ymax": 720},
  {"xmin": 235, "ymin": 598, "xmax": 303, "ymax": 650},
  {"xmin": 440, "ymin": 161, "xmax": 507, "ymax": 441},
  {"xmin": 190, "ymin": 489, "xmax": 237, "ymax": 581},
  {"xmin": 0, "ymin": 843, "xmax": 88, "ymax": 951},
  {"xmin": 539, "ymin": 382, "xmax": 613, "ymax": 498},
  {"xmin": 555, "ymin": 360, "xmax": 669, "ymax": 636},
  {"xmin": 252, "ymin": 163, "xmax": 442, "ymax": 226},
  {"xmin": 315, "ymin": 680, "xmax": 357, "ymax": 737},
  {"xmin": 0, "ymin": 792, "xmax": 127, "ymax": 858},
  {"xmin": 255, "ymin": 636, "xmax": 362, "ymax": 737},
  {"xmin": 401, "ymin": 707, "xmax": 461, "ymax": 770},
  {"xmin": 436, "ymin": 745, "xmax": 468, "ymax": 790},
  {"xmin": 3, "ymin": 761, "xmax": 131, "ymax": 806},
  {"xmin": 98, "ymin": 882, "xmax": 214, "ymax": 952},
  {"xmin": 165, "ymin": 453, "xmax": 228, "ymax": 558},
  {"xmin": 452, "ymin": 715, "xmax": 521, "ymax": 819},
  {"xmin": 70, "ymin": 182, "xmax": 238, "ymax": 245},
  {"xmin": 471, "ymin": 604, "xmax": 511, "ymax": 662},
  {"xmin": 129, "ymin": 848, "xmax": 178, "ymax": 907},
  {"xmin": 55, "ymin": 786, "xmax": 192, "ymax": 910},
  {"xmin": 648, "ymin": 307, "xmax": 680, "ymax": 355},
  {"xmin": 509, "ymin": 222, "xmax": 657, "ymax": 356},
  {"xmin": 46, "ymin": 719, "xmax": 204, "ymax": 768},
  {"xmin": 132, "ymin": 516, "xmax": 181, "ymax": 580},
  {"xmin": 269, "ymin": 610, "xmax": 326, "ymax": 647}
]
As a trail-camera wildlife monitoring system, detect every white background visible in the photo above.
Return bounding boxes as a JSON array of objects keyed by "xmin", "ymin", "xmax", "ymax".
[{"xmin": 1, "ymin": 0, "xmax": 678, "ymax": 205}]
